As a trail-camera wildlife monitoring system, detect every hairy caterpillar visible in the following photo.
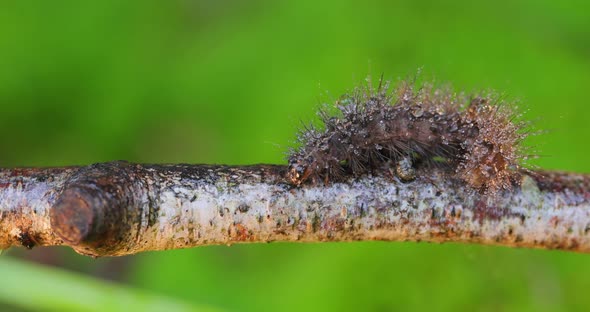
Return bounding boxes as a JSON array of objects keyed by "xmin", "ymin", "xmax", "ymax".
[{"xmin": 287, "ymin": 78, "xmax": 530, "ymax": 194}]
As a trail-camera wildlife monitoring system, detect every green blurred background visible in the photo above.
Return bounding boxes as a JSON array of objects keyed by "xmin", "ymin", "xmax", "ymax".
[{"xmin": 1, "ymin": 0, "xmax": 589, "ymax": 311}]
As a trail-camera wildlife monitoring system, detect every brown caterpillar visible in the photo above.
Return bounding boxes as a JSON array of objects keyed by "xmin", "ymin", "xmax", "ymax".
[{"xmin": 287, "ymin": 78, "xmax": 531, "ymax": 194}]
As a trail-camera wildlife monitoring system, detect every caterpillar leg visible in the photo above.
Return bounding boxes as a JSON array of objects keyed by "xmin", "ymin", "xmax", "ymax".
[{"xmin": 395, "ymin": 156, "xmax": 416, "ymax": 182}]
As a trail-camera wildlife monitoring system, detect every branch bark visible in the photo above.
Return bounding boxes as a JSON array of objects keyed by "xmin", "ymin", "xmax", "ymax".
[{"xmin": 0, "ymin": 161, "xmax": 589, "ymax": 257}]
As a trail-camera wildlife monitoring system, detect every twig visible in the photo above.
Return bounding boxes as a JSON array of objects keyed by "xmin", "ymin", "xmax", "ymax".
[{"xmin": 0, "ymin": 161, "xmax": 589, "ymax": 257}]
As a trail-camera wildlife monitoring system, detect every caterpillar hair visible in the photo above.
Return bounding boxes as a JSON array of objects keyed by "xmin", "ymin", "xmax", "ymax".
[{"xmin": 287, "ymin": 77, "xmax": 531, "ymax": 194}]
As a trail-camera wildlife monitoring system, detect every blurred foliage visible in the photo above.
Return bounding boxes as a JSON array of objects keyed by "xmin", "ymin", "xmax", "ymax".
[
  {"xmin": 0, "ymin": 257, "xmax": 216, "ymax": 312},
  {"xmin": 0, "ymin": 0, "xmax": 589, "ymax": 311}
]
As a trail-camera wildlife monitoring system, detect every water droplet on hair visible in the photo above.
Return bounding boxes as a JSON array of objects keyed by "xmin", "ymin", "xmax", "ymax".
[{"xmin": 411, "ymin": 107, "xmax": 424, "ymax": 118}]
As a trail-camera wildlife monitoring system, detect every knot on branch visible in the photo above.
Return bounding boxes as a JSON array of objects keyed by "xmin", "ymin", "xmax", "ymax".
[{"xmin": 50, "ymin": 161, "xmax": 144, "ymax": 256}]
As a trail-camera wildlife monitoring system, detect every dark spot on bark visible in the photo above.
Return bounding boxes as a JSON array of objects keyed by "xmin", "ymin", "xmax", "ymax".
[
  {"xmin": 515, "ymin": 234, "xmax": 523, "ymax": 243},
  {"xmin": 520, "ymin": 214, "xmax": 526, "ymax": 225},
  {"xmin": 450, "ymin": 207, "xmax": 456, "ymax": 217},
  {"xmin": 435, "ymin": 190, "xmax": 442, "ymax": 197},
  {"xmin": 17, "ymin": 231, "xmax": 37, "ymax": 249},
  {"xmin": 471, "ymin": 199, "xmax": 523, "ymax": 225},
  {"xmin": 550, "ymin": 216, "xmax": 559, "ymax": 228},
  {"xmin": 147, "ymin": 196, "xmax": 159, "ymax": 227},
  {"xmin": 312, "ymin": 213, "xmax": 320, "ymax": 232},
  {"xmin": 190, "ymin": 195, "xmax": 197, "ymax": 202},
  {"xmin": 508, "ymin": 227, "xmax": 513, "ymax": 235},
  {"xmin": 238, "ymin": 203, "xmax": 250, "ymax": 213},
  {"xmin": 358, "ymin": 202, "xmax": 367, "ymax": 218},
  {"xmin": 258, "ymin": 215, "xmax": 264, "ymax": 223}
]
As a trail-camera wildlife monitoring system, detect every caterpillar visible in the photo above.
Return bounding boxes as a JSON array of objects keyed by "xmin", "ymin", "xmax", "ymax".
[{"xmin": 286, "ymin": 78, "xmax": 531, "ymax": 194}]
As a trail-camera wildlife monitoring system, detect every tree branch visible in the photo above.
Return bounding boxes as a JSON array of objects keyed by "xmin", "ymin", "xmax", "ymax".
[{"xmin": 1, "ymin": 161, "xmax": 589, "ymax": 257}]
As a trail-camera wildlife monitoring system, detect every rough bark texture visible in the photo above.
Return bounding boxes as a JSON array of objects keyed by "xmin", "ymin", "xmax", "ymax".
[{"xmin": 0, "ymin": 161, "xmax": 589, "ymax": 257}]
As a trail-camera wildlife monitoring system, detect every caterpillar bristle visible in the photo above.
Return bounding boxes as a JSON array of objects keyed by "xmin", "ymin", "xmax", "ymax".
[{"xmin": 287, "ymin": 77, "xmax": 531, "ymax": 194}]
